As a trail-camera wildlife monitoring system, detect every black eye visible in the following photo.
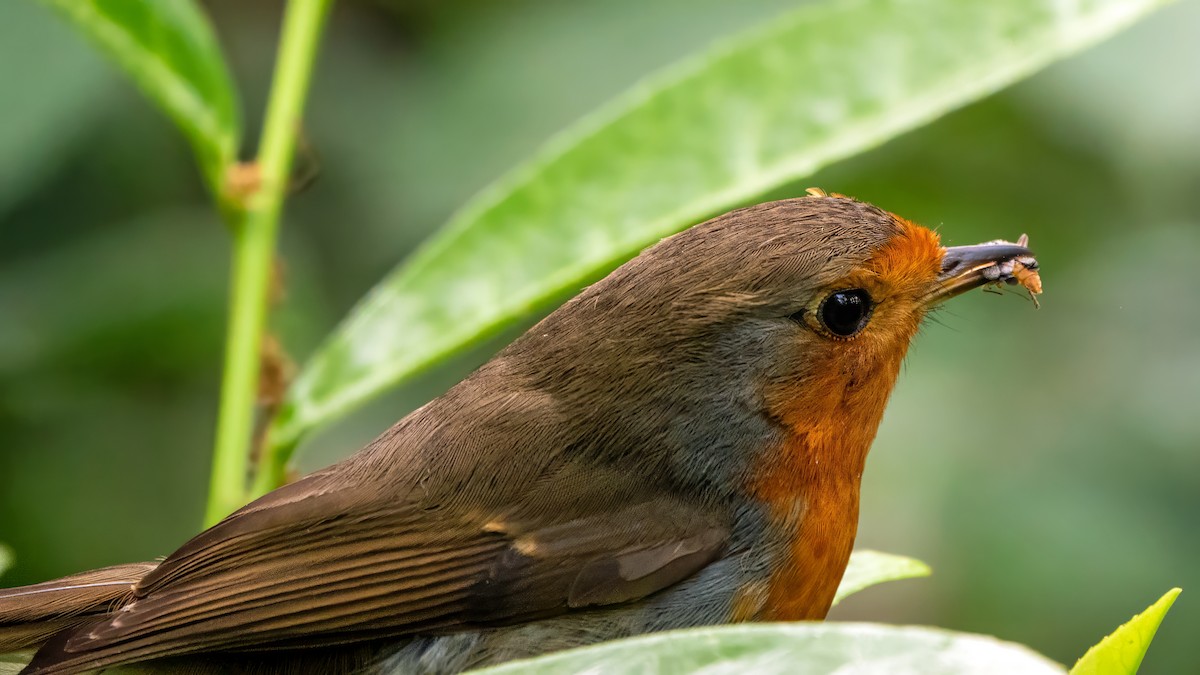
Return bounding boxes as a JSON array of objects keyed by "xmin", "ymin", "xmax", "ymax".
[{"xmin": 819, "ymin": 289, "xmax": 873, "ymax": 337}]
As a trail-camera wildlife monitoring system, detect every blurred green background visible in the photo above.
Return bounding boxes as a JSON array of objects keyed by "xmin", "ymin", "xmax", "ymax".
[{"xmin": 1, "ymin": 0, "xmax": 1197, "ymax": 671}]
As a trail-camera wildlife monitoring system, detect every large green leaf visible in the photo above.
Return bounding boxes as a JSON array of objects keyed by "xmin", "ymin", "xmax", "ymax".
[
  {"xmin": 270, "ymin": 0, "xmax": 1173, "ymax": 457},
  {"xmin": 465, "ymin": 622, "xmax": 1067, "ymax": 675},
  {"xmin": 1070, "ymin": 588, "xmax": 1181, "ymax": 675},
  {"xmin": 39, "ymin": 0, "xmax": 240, "ymax": 197},
  {"xmin": 0, "ymin": 654, "xmax": 31, "ymax": 675},
  {"xmin": 833, "ymin": 549, "xmax": 930, "ymax": 606}
]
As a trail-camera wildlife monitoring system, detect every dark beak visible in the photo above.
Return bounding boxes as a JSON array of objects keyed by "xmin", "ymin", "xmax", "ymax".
[{"xmin": 924, "ymin": 239, "xmax": 1038, "ymax": 306}]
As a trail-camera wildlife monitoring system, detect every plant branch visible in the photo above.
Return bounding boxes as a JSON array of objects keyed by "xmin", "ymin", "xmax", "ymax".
[{"xmin": 204, "ymin": 0, "xmax": 333, "ymax": 527}]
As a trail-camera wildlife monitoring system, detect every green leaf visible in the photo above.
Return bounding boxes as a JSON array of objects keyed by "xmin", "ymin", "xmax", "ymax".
[
  {"xmin": 465, "ymin": 622, "xmax": 1067, "ymax": 675},
  {"xmin": 39, "ymin": 0, "xmax": 240, "ymax": 197},
  {"xmin": 833, "ymin": 549, "xmax": 931, "ymax": 606},
  {"xmin": 0, "ymin": 654, "xmax": 32, "ymax": 675},
  {"xmin": 271, "ymin": 0, "xmax": 1174, "ymax": 454},
  {"xmin": 0, "ymin": 544, "xmax": 11, "ymax": 580},
  {"xmin": 1070, "ymin": 588, "xmax": 1181, "ymax": 675}
]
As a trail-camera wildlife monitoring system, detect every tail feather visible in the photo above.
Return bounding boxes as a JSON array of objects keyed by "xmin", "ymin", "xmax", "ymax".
[{"xmin": 0, "ymin": 563, "xmax": 157, "ymax": 653}]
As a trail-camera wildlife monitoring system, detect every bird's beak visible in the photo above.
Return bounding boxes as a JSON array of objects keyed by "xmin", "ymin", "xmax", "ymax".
[{"xmin": 924, "ymin": 238, "xmax": 1039, "ymax": 307}]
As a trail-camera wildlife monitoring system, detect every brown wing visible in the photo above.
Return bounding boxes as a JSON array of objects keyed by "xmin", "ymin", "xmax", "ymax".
[
  {"xmin": 25, "ymin": 465, "xmax": 727, "ymax": 674},
  {"xmin": 0, "ymin": 563, "xmax": 157, "ymax": 652}
]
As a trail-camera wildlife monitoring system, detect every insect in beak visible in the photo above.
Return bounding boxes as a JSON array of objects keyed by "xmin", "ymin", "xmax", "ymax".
[{"xmin": 926, "ymin": 235, "xmax": 1041, "ymax": 306}]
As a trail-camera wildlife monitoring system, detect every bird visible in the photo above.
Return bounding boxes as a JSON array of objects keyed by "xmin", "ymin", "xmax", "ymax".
[{"xmin": 0, "ymin": 192, "xmax": 1039, "ymax": 674}]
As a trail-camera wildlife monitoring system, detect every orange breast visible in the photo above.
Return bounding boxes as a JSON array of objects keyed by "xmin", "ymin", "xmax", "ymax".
[{"xmin": 747, "ymin": 412, "xmax": 877, "ymax": 620}]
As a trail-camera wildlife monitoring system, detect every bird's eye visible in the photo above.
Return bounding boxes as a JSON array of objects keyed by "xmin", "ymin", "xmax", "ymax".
[{"xmin": 818, "ymin": 289, "xmax": 873, "ymax": 338}]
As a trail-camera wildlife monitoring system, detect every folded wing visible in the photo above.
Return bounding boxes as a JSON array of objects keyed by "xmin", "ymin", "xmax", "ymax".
[{"xmin": 25, "ymin": 465, "xmax": 727, "ymax": 675}]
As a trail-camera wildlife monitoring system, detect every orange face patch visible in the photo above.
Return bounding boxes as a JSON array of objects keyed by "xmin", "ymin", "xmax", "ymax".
[
  {"xmin": 745, "ymin": 214, "xmax": 945, "ymax": 621},
  {"xmin": 863, "ymin": 217, "xmax": 944, "ymax": 292}
]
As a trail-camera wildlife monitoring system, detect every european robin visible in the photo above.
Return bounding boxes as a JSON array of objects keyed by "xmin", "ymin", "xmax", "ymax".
[{"xmin": 0, "ymin": 193, "xmax": 1040, "ymax": 674}]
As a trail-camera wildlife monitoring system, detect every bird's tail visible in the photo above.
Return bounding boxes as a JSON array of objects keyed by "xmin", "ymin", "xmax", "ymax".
[{"xmin": 0, "ymin": 562, "xmax": 157, "ymax": 655}]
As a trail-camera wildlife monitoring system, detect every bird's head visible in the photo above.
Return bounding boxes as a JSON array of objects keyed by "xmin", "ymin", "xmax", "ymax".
[{"xmin": 498, "ymin": 192, "xmax": 1036, "ymax": 496}]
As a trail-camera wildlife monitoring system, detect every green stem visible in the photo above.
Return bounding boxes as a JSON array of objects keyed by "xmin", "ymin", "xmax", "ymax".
[
  {"xmin": 204, "ymin": 0, "xmax": 333, "ymax": 527},
  {"xmin": 249, "ymin": 435, "xmax": 295, "ymax": 499}
]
